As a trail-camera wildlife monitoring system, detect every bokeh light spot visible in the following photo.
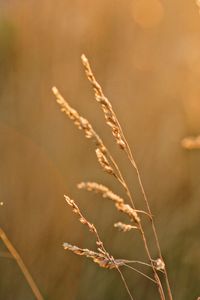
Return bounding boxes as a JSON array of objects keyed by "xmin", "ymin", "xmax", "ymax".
[{"xmin": 131, "ymin": 0, "xmax": 164, "ymax": 29}]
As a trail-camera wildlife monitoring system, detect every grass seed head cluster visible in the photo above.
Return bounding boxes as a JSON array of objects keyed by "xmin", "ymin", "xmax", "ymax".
[{"xmin": 52, "ymin": 55, "xmax": 173, "ymax": 300}]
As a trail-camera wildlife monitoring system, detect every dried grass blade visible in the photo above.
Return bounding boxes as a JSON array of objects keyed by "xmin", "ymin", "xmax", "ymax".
[{"xmin": 0, "ymin": 228, "xmax": 44, "ymax": 300}]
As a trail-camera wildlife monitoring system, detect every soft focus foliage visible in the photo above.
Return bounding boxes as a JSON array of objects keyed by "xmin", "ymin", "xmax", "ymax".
[{"xmin": 0, "ymin": 1, "xmax": 200, "ymax": 299}]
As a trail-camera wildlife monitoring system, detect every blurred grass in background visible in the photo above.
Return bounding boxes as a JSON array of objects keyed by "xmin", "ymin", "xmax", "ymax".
[{"xmin": 0, "ymin": 0, "xmax": 200, "ymax": 299}]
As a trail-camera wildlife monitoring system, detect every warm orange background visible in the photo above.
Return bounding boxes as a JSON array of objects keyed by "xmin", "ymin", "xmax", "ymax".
[{"xmin": 0, "ymin": 1, "xmax": 200, "ymax": 299}]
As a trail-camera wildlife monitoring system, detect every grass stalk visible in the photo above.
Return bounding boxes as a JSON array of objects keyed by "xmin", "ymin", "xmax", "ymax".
[{"xmin": 0, "ymin": 228, "xmax": 44, "ymax": 300}]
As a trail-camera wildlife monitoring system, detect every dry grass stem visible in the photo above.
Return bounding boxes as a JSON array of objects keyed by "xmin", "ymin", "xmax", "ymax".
[
  {"xmin": 124, "ymin": 264, "xmax": 156, "ymax": 284},
  {"xmin": 81, "ymin": 54, "xmax": 173, "ymax": 300},
  {"xmin": 63, "ymin": 241, "xmax": 157, "ymax": 294},
  {"xmin": 63, "ymin": 195, "xmax": 159, "ymax": 300},
  {"xmin": 0, "ymin": 228, "xmax": 44, "ymax": 300},
  {"xmin": 124, "ymin": 259, "xmax": 152, "ymax": 268},
  {"xmin": 117, "ymin": 267, "xmax": 134, "ymax": 300},
  {"xmin": 53, "ymin": 55, "xmax": 174, "ymax": 300},
  {"xmin": 63, "ymin": 241, "xmax": 160, "ymax": 299}
]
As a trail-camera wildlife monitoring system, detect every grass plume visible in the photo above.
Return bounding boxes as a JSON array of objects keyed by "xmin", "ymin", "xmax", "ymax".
[{"xmin": 52, "ymin": 55, "xmax": 174, "ymax": 300}]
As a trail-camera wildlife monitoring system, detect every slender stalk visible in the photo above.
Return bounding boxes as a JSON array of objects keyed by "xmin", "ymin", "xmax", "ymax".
[
  {"xmin": 114, "ymin": 122, "xmax": 173, "ymax": 300},
  {"xmin": 124, "ymin": 264, "xmax": 156, "ymax": 283},
  {"xmin": 116, "ymin": 174, "xmax": 166, "ymax": 299},
  {"xmin": 117, "ymin": 267, "xmax": 134, "ymax": 300},
  {"xmin": 93, "ymin": 130, "xmax": 136, "ymax": 208},
  {"xmin": 111, "ymin": 168, "xmax": 166, "ymax": 299},
  {"xmin": 129, "ymin": 157, "xmax": 173, "ymax": 300},
  {"xmin": 54, "ymin": 56, "xmax": 173, "ymax": 300},
  {"xmin": 113, "ymin": 113, "xmax": 172, "ymax": 299},
  {"xmin": 82, "ymin": 57, "xmax": 172, "ymax": 299},
  {"xmin": 155, "ymin": 272, "xmax": 167, "ymax": 300},
  {"xmin": 107, "ymin": 147, "xmax": 166, "ymax": 299},
  {"xmin": 94, "ymin": 125, "xmax": 166, "ymax": 299},
  {"xmin": 138, "ymin": 224, "xmax": 166, "ymax": 300},
  {"xmin": 123, "ymin": 259, "xmax": 152, "ymax": 268},
  {"xmin": 0, "ymin": 228, "xmax": 44, "ymax": 300}
]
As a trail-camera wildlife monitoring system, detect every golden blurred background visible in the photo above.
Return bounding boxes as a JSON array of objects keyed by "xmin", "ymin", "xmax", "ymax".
[{"xmin": 0, "ymin": 0, "xmax": 200, "ymax": 299}]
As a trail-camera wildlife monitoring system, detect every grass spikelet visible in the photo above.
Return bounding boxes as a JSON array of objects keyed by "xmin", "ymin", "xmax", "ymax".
[
  {"xmin": 52, "ymin": 86, "xmax": 127, "ymax": 189},
  {"xmin": 52, "ymin": 86, "xmax": 94, "ymax": 139},
  {"xmin": 64, "ymin": 195, "xmax": 96, "ymax": 233},
  {"xmin": 114, "ymin": 222, "xmax": 138, "ymax": 232},
  {"xmin": 115, "ymin": 203, "xmax": 141, "ymax": 224},
  {"xmin": 52, "ymin": 86, "xmax": 107, "ymax": 154},
  {"xmin": 77, "ymin": 182, "xmax": 150, "ymax": 220},
  {"xmin": 153, "ymin": 258, "xmax": 165, "ymax": 271},
  {"xmin": 64, "ymin": 195, "xmax": 112, "ymax": 260},
  {"xmin": 95, "ymin": 148, "xmax": 116, "ymax": 177},
  {"xmin": 77, "ymin": 182, "xmax": 124, "ymax": 204},
  {"xmin": 81, "ymin": 54, "xmax": 127, "ymax": 151},
  {"xmin": 63, "ymin": 242, "xmax": 124, "ymax": 269}
]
